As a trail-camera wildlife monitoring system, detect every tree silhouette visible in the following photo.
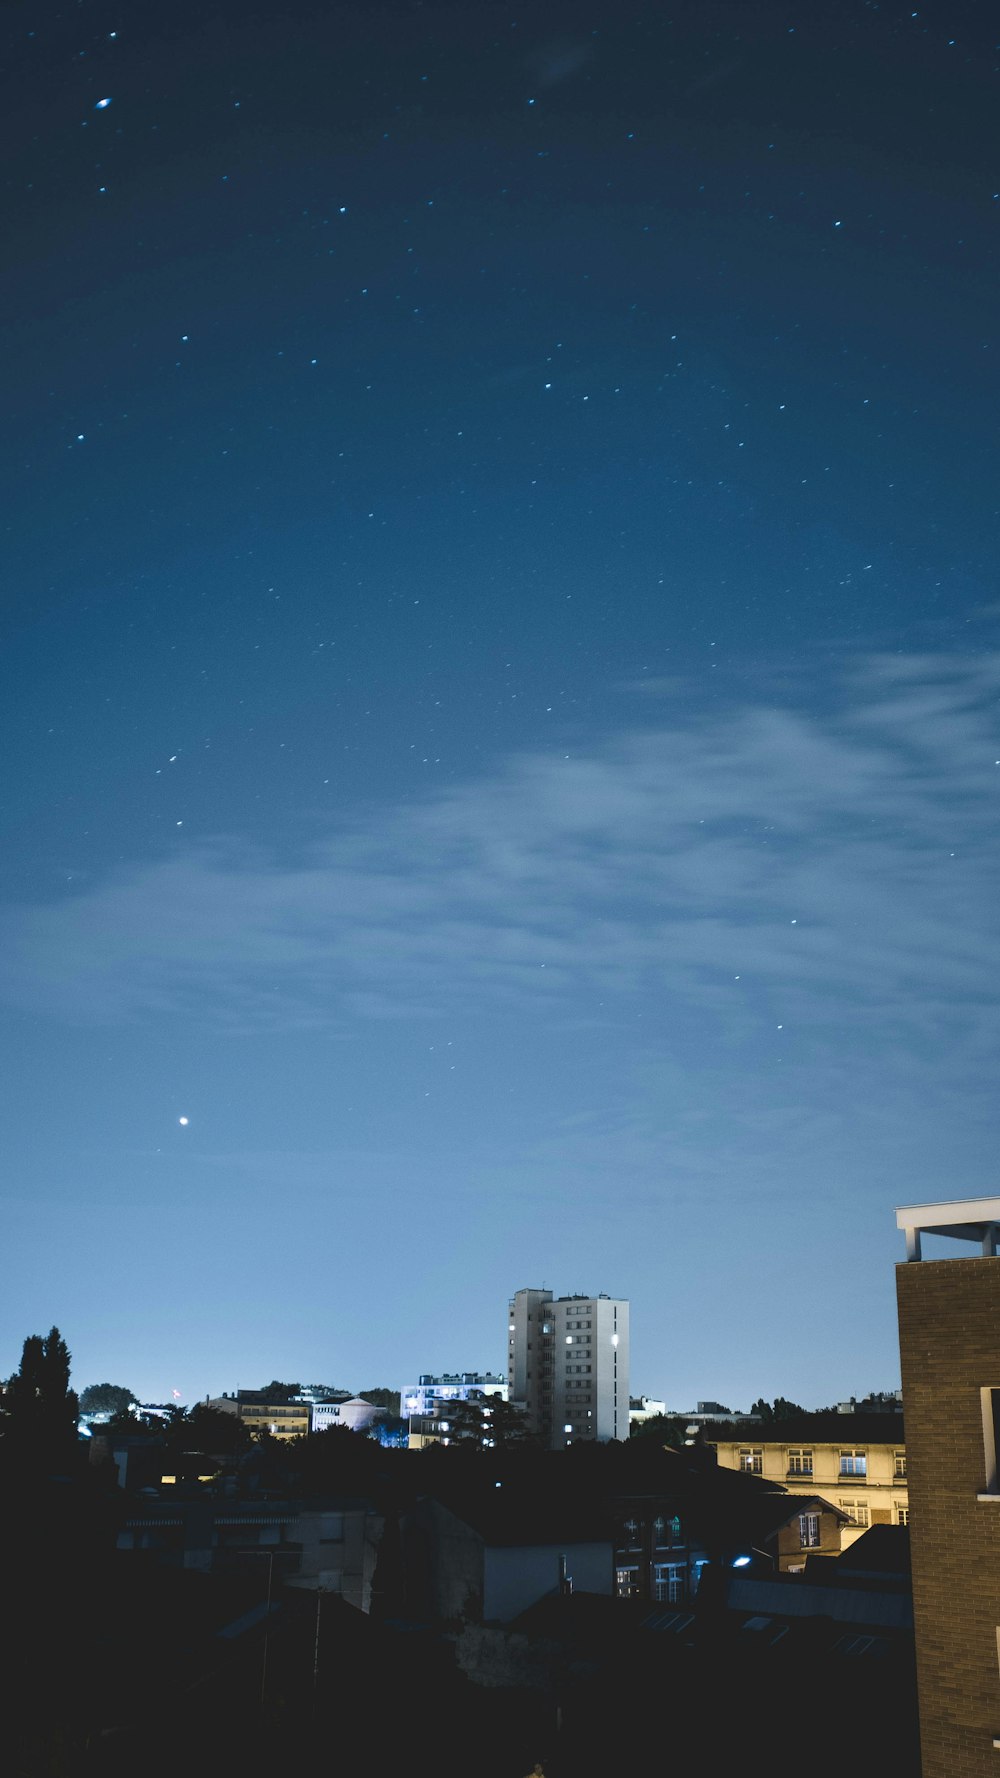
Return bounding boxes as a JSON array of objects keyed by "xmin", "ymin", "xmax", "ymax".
[{"xmin": 4, "ymin": 1326, "xmax": 80, "ymax": 1464}]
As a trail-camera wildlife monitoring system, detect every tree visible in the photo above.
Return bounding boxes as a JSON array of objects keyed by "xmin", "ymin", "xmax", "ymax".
[
  {"xmin": 749, "ymin": 1397, "xmax": 806, "ymax": 1422},
  {"xmin": 4, "ymin": 1326, "xmax": 79, "ymax": 1462},
  {"xmin": 79, "ymin": 1382, "xmax": 137, "ymax": 1418},
  {"xmin": 162, "ymin": 1403, "xmax": 253, "ymax": 1459},
  {"xmin": 629, "ymin": 1413, "xmax": 689, "ymax": 1448},
  {"xmin": 436, "ymin": 1393, "xmax": 532, "ymax": 1448},
  {"xmin": 357, "ymin": 1387, "xmax": 401, "ymax": 1418}
]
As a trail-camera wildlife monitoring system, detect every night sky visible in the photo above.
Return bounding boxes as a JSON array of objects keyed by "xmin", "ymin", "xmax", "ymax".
[{"xmin": 3, "ymin": 0, "xmax": 998, "ymax": 1409}]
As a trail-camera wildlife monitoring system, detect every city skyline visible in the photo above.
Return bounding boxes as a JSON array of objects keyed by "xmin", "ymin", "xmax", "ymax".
[{"xmin": 3, "ymin": 0, "xmax": 997, "ymax": 1410}]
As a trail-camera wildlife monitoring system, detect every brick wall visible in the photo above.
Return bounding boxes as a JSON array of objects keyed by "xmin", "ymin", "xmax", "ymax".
[{"xmin": 897, "ymin": 1256, "xmax": 1000, "ymax": 1778}]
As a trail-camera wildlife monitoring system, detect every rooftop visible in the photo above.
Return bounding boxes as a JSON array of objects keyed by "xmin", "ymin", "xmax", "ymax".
[{"xmin": 896, "ymin": 1195, "xmax": 1000, "ymax": 1261}]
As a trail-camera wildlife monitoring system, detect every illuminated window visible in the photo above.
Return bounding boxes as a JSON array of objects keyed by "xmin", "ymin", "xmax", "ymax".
[
  {"xmin": 788, "ymin": 1449, "xmax": 813, "ymax": 1476},
  {"xmin": 739, "ymin": 1449, "xmax": 762, "ymax": 1474},
  {"xmin": 798, "ymin": 1512, "xmax": 821, "ymax": 1548},
  {"xmin": 839, "ymin": 1450, "xmax": 867, "ymax": 1477},
  {"xmin": 840, "ymin": 1500, "xmax": 870, "ymax": 1528},
  {"xmin": 615, "ymin": 1567, "xmax": 639, "ymax": 1598}
]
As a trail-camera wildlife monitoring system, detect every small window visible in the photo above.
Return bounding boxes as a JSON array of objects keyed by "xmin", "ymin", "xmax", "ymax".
[
  {"xmin": 798, "ymin": 1512, "xmax": 821, "ymax": 1548},
  {"xmin": 788, "ymin": 1449, "xmax": 813, "ymax": 1476},
  {"xmin": 739, "ymin": 1448, "xmax": 762, "ymax": 1474},
  {"xmin": 896, "ymin": 1506, "xmax": 910, "ymax": 1526},
  {"xmin": 839, "ymin": 1450, "xmax": 867, "ymax": 1477},
  {"xmin": 616, "ymin": 1567, "xmax": 639, "ymax": 1598},
  {"xmin": 893, "ymin": 1451, "xmax": 907, "ymax": 1478}
]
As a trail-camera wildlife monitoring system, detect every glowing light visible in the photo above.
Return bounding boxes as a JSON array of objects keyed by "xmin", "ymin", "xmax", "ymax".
[
  {"xmin": 178, "ymin": 1116, "xmax": 189, "ymax": 1126},
  {"xmin": 732, "ymin": 1555, "xmax": 752, "ymax": 1567},
  {"xmin": 95, "ymin": 97, "xmax": 112, "ymax": 109}
]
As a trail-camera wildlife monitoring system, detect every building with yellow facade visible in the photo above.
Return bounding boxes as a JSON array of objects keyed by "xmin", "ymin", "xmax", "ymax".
[{"xmin": 700, "ymin": 1412, "xmax": 908, "ymax": 1550}]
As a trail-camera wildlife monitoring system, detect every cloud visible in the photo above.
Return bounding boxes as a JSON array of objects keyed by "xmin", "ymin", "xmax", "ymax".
[{"xmin": 3, "ymin": 651, "xmax": 999, "ymax": 1057}]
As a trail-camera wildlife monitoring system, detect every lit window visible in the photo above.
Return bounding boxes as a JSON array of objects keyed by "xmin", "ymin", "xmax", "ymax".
[
  {"xmin": 839, "ymin": 1450, "xmax": 867, "ymax": 1477},
  {"xmin": 615, "ymin": 1567, "xmax": 639, "ymax": 1598},
  {"xmin": 840, "ymin": 1500, "xmax": 870, "ymax": 1528},
  {"xmin": 739, "ymin": 1449, "xmax": 762, "ymax": 1474}
]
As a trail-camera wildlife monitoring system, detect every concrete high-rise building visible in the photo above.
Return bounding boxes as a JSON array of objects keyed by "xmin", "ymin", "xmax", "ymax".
[
  {"xmin": 895, "ymin": 1195, "xmax": 1000, "ymax": 1778},
  {"xmin": 507, "ymin": 1286, "xmax": 629, "ymax": 1450}
]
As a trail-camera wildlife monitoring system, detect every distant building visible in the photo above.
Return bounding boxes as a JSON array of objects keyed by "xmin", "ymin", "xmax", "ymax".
[
  {"xmin": 700, "ymin": 1413, "xmax": 908, "ymax": 1548},
  {"xmin": 507, "ymin": 1288, "xmax": 629, "ymax": 1449},
  {"xmin": 402, "ymin": 1373, "xmax": 508, "ymax": 1450},
  {"xmin": 835, "ymin": 1391, "xmax": 904, "ymax": 1415},
  {"xmin": 235, "ymin": 1390, "xmax": 310, "ymax": 1439},
  {"xmin": 895, "ymin": 1194, "xmax": 1000, "ymax": 1778},
  {"xmin": 402, "ymin": 1373, "xmax": 508, "ymax": 1419},
  {"xmin": 628, "ymin": 1396, "xmax": 667, "ymax": 1426},
  {"xmin": 312, "ymin": 1397, "xmax": 383, "ymax": 1434},
  {"xmin": 679, "ymin": 1403, "xmax": 763, "ymax": 1427}
]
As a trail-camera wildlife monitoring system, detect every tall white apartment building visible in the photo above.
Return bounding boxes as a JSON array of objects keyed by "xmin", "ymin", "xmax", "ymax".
[{"xmin": 507, "ymin": 1287, "xmax": 629, "ymax": 1450}]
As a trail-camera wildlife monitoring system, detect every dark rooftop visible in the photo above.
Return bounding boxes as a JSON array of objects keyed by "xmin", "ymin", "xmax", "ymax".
[{"xmin": 699, "ymin": 1413, "xmax": 905, "ymax": 1445}]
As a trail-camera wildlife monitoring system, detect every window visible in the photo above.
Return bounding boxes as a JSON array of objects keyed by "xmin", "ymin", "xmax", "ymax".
[
  {"xmin": 839, "ymin": 1450, "xmax": 867, "ymax": 1477},
  {"xmin": 788, "ymin": 1449, "xmax": 813, "ymax": 1476},
  {"xmin": 739, "ymin": 1449, "xmax": 762, "ymax": 1474},
  {"xmin": 980, "ymin": 1389, "xmax": 1000, "ymax": 1493},
  {"xmin": 840, "ymin": 1500, "xmax": 870, "ymax": 1528},
  {"xmin": 896, "ymin": 1506, "xmax": 910, "ymax": 1526},
  {"xmin": 653, "ymin": 1564, "xmax": 685, "ymax": 1603},
  {"xmin": 798, "ymin": 1512, "xmax": 821, "ymax": 1548},
  {"xmin": 893, "ymin": 1451, "xmax": 907, "ymax": 1478},
  {"xmin": 615, "ymin": 1567, "xmax": 639, "ymax": 1598}
]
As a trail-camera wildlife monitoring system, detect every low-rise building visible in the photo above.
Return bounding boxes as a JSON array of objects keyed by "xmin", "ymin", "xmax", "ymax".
[
  {"xmin": 701, "ymin": 1413, "xmax": 909, "ymax": 1547},
  {"xmin": 312, "ymin": 1397, "xmax": 382, "ymax": 1434},
  {"xmin": 116, "ymin": 1494, "xmax": 383, "ymax": 1610}
]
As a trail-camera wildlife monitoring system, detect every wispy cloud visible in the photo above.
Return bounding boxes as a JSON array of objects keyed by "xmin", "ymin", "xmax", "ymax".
[{"xmin": 4, "ymin": 651, "xmax": 999, "ymax": 1054}]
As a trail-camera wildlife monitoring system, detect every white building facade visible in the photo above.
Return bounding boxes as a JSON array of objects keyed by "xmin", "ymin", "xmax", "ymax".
[
  {"xmin": 401, "ymin": 1373, "xmax": 508, "ymax": 1419},
  {"xmin": 507, "ymin": 1288, "xmax": 629, "ymax": 1450}
]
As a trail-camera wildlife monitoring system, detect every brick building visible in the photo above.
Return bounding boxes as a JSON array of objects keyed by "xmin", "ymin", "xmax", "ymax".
[{"xmin": 895, "ymin": 1195, "xmax": 1000, "ymax": 1778}]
